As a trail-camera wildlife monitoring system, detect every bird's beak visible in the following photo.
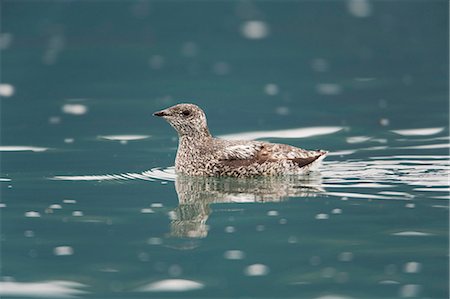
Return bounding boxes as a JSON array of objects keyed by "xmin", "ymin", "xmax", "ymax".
[{"xmin": 153, "ymin": 109, "xmax": 169, "ymax": 117}]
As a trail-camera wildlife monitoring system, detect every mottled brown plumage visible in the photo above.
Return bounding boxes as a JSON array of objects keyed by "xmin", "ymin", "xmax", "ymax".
[{"xmin": 154, "ymin": 103, "xmax": 327, "ymax": 177}]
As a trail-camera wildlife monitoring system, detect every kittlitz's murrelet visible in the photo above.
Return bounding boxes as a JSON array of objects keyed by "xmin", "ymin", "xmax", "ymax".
[{"xmin": 154, "ymin": 103, "xmax": 327, "ymax": 177}]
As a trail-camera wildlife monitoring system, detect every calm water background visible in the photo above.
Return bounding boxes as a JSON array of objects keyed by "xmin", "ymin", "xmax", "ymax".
[{"xmin": 1, "ymin": 1, "xmax": 449, "ymax": 298}]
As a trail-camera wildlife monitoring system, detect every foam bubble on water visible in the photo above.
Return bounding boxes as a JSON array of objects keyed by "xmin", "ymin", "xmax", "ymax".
[
  {"xmin": 0, "ymin": 280, "xmax": 88, "ymax": 298},
  {"xmin": 72, "ymin": 211, "xmax": 83, "ymax": 217},
  {"xmin": 225, "ymin": 226, "xmax": 236, "ymax": 233},
  {"xmin": 137, "ymin": 279, "xmax": 204, "ymax": 292},
  {"xmin": 241, "ymin": 20, "xmax": 269, "ymax": 39},
  {"xmin": 147, "ymin": 237, "xmax": 163, "ymax": 245},
  {"xmin": 316, "ymin": 83, "xmax": 342, "ymax": 95},
  {"xmin": 0, "ymin": 146, "xmax": 48, "ymax": 152},
  {"xmin": 392, "ymin": 231, "xmax": 434, "ymax": 237},
  {"xmin": 62, "ymin": 104, "xmax": 88, "ymax": 115},
  {"xmin": 25, "ymin": 211, "xmax": 41, "ymax": 218},
  {"xmin": 315, "ymin": 213, "xmax": 329, "ymax": 220},
  {"xmin": 346, "ymin": 136, "xmax": 371, "ymax": 144},
  {"xmin": 338, "ymin": 252, "xmax": 353, "ymax": 262},
  {"xmin": 267, "ymin": 210, "xmax": 279, "ymax": 216},
  {"xmin": 141, "ymin": 208, "xmax": 155, "ymax": 214},
  {"xmin": 399, "ymin": 284, "xmax": 421, "ymax": 298},
  {"xmin": 150, "ymin": 203, "xmax": 163, "ymax": 208},
  {"xmin": 391, "ymin": 127, "xmax": 444, "ymax": 136},
  {"xmin": 264, "ymin": 83, "xmax": 279, "ymax": 96},
  {"xmin": 347, "ymin": 0, "xmax": 372, "ymax": 18},
  {"xmin": 99, "ymin": 135, "xmax": 150, "ymax": 141},
  {"xmin": 49, "ymin": 204, "xmax": 62, "ymax": 209},
  {"xmin": 403, "ymin": 262, "xmax": 421, "ymax": 274},
  {"xmin": 224, "ymin": 250, "xmax": 246, "ymax": 260},
  {"xmin": 53, "ymin": 246, "xmax": 74, "ymax": 256},
  {"xmin": 331, "ymin": 208, "xmax": 342, "ymax": 214},
  {"xmin": 0, "ymin": 32, "xmax": 13, "ymax": 49},
  {"xmin": 0, "ymin": 83, "xmax": 15, "ymax": 97},
  {"xmin": 244, "ymin": 264, "xmax": 270, "ymax": 276},
  {"xmin": 63, "ymin": 199, "xmax": 76, "ymax": 204}
]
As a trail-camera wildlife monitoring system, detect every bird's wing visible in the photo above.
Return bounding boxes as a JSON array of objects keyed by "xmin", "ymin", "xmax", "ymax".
[{"xmin": 220, "ymin": 143, "xmax": 262, "ymax": 160}]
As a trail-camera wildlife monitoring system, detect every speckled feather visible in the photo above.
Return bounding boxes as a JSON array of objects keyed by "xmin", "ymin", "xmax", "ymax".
[{"xmin": 154, "ymin": 103, "xmax": 327, "ymax": 177}]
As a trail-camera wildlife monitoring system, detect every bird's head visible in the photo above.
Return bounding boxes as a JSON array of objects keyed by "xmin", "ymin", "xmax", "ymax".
[{"xmin": 153, "ymin": 103, "xmax": 211, "ymax": 138}]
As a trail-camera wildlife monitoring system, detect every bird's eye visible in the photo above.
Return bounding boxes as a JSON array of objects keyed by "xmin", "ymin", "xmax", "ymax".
[{"xmin": 181, "ymin": 110, "xmax": 191, "ymax": 117}]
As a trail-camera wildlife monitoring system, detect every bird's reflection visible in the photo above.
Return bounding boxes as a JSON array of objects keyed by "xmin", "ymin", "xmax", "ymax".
[{"xmin": 169, "ymin": 174, "xmax": 324, "ymax": 238}]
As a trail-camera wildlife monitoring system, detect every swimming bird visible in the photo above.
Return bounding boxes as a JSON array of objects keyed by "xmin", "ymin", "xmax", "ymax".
[{"xmin": 153, "ymin": 103, "xmax": 327, "ymax": 177}]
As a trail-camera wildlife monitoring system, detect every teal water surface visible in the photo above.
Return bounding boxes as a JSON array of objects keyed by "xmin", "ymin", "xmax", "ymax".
[{"xmin": 1, "ymin": 1, "xmax": 449, "ymax": 298}]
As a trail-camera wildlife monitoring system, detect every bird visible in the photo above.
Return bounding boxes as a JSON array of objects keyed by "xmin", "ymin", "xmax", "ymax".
[{"xmin": 153, "ymin": 103, "xmax": 327, "ymax": 177}]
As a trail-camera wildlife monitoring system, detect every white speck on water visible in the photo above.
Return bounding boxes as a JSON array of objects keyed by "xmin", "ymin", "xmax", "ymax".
[
  {"xmin": 346, "ymin": 136, "xmax": 371, "ymax": 144},
  {"xmin": 403, "ymin": 262, "xmax": 421, "ymax": 274},
  {"xmin": 0, "ymin": 83, "xmax": 15, "ymax": 97},
  {"xmin": 316, "ymin": 83, "xmax": 342, "ymax": 95},
  {"xmin": 72, "ymin": 211, "xmax": 83, "ymax": 217},
  {"xmin": 25, "ymin": 211, "xmax": 41, "ymax": 218},
  {"xmin": 279, "ymin": 218, "xmax": 288, "ymax": 224},
  {"xmin": 0, "ymin": 203, "xmax": 6, "ymax": 208},
  {"xmin": 225, "ymin": 226, "xmax": 236, "ymax": 233},
  {"xmin": 405, "ymin": 203, "xmax": 415, "ymax": 208},
  {"xmin": 256, "ymin": 224, "xmax": 265, "ymax": 232},
  {"xmin": 63, "ymin": 199, "xmax": 77, "ymax": 204},
  {"xmin": 0, "ymin": 146, "xmax": 48, "ymax": 152},
  {"xmin": 315, "ymin": 213, "xmax": 329, "ymax": 220},
  {"xmin": 380, "ymin": 118, "xmax": 390, "ymax": 126},
  {"xmin": 275, "ymin": 106, "xmax": 290, "ymax": 116},
  {"xmin": 24, "ymin": 230, "xmax": 35, "ymax": 238},
  {"xmin": 147, "ymin": 237, "xmax": 163, "ymax": 245},
  {"xmin": 62, "ymin": 104, "xmax": 88, "ymax": 115},
  {"xmin": 391, "ymin": 127, "xmax": 444, "ymax": 136},
  {"xmin": 150, "ymin": 203, "xmax": 163, "ymax": 208},
  {"xmin": 241, "ymin": 20, "xmax": 269, "ymax": 39},
  {"xmin": 0, "ymin": 32, "xmax": 13, "ymax": 50},
  {"xmin": 99, "ymin": 135, "xmax": 150, "ymax": 141},
  {"xmin": 136, "ymin": 279, "xmax": 205, "ymax": 292},
  {"xmin": 64, "ymin": 138, "xmax": 74, "ymax": 144},
  {"xmin": 49, "ymin": 204, "xmax": 62, "ymax": 209},
  {"xmin": 321, "ymin": 267, "xmax": 337, "ymax": 278},
  {"xmin": 244, "ymin": 264, "xmax": 270, "ymax": 276},
  {"xmin": 141, "ymin": 208, "xmax": 155, "ymax": 214},
  {"xmin": 49, "ymin": 116, "xmax": 61, "ymax": 124},
  {"xmin": 331, "ymin": 208, "xmax": 342, "ymax": 214},
  {"xmin": 264, "ymin": 83, "xmax": 279, "ymax": 96},
  {"xmin": 224, "ymin": 250, "xmax": 246, "ymax": 260},
  {"xmin": 399, "ymin": 284, "xmax": 421, "ymax": 298},
  {"xmin": 338, "ymin": 252, "xmax": 353, "ymax": 262},
  {"xmin": 288, "ymin": 236, "xmax": 298, "ymax": 244},
  {"xmin": 392, "ymin": 231, "xmax": 434, "ymax": 236},
  {"xmin": 267, "ymin": 210, "xmax": 279, "ymax": 216},
  {"xmin": 347, "ymin": 0, "xmax": 372, "ymax": 18},
  {"xmin": 53, "ymin": 246, "xmax": 74, "ymax": 256}
]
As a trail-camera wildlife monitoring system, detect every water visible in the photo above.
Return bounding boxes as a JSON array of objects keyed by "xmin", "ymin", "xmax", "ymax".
[{"xmin": 1, "ymin": 1, "xmax": 449, "ymax": 298}]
